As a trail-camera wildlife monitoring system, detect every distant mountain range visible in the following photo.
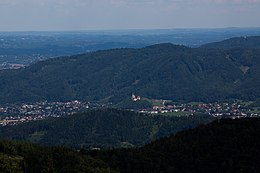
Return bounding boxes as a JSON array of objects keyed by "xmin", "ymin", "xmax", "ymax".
[
  {"xmin": 0, "ymin": 36, "xmax": 260, "ymax": 104},
  {"xmin": 1, "ymin": 28, "xmax": 260, "ymax": 65}
]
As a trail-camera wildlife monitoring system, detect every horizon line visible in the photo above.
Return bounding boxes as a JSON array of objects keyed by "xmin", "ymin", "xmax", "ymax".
[{"xmin": 1, "ymin": 27, "xmax": 260, "ymax": 33}]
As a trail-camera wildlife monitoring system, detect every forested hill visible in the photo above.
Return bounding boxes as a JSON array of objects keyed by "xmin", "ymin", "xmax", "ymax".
[
  {"xmin": 0, "ymin": 36, "xmax": 260, "ymax": 104},
  {"xmin": 0, "ymin": 109, "xmax": 214, "ymax": 148},
  {"xmin": 91, "ymin": 117, "xmax": 260, "ymax": 173},
  {"xmin": 1, "ymin": 118, "xmax": 260, "ymax": 173},
  {"xmin": 201, "ymin": 36, "xmax": 260, "ymax": 49}
]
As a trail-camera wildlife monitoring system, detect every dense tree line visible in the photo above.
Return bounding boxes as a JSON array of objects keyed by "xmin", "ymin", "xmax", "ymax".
[
  {"xmin": 0, "ymin": 140, "xmax": 117, "ymax": 173},
  {"xmin": 89, "ymin": 118, "xmax": 260, "ymax": 173},
  {"xmin": 1, "ymin": 118, "xmax": 260, "ymax": 173}
]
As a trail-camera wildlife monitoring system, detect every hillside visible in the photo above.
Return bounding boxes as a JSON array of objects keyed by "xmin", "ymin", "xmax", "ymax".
[
  {"xmin": 0, "ymin": 36, "xmax": 260, "ymax": 104},
  {"xmin": 0, "ymin": 109, "xmax": 214, "ymax": 148},
  {"xmin": 0, "ymin": 140, "xmax": 117, "ymax": 173},
  {"xmin": 91, "ymin": 118, "xmax": 260, "ymax": 173},
  {"xmin": 201, "ymin": 36, "xmax": 260, "ymax": 49},
  {"xmin": 1, "ymin": 118, "xmax": 260, "ymax": 173}
]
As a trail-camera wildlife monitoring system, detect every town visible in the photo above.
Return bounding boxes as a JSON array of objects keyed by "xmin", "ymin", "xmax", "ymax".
[
  {"xmin": 140, "ymin": 101, "xmax": 259, "ymax": 119},
  {"xmin": 0, "ymin": 100, "xmax": 92, "ymax": 126},
  {"xmin": 0, "ymin": 62, "xmax": 26, "ymax": 70},
  {"xmin": 1, "ymin": 98, "xmax": 259, "ymax": 126}
]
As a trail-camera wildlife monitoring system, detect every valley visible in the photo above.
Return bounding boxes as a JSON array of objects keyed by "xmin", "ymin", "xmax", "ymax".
[
  {"xmin": 0, "ymin": 99, "xmax": 259, "ymax": 127},
  {"xmin": 1, "ymin": 0, "xmax": 260, "ymax": 171},
  {"xmin": 0, "ymin": 35, "xmax": 260, "ymax": 149},
  {"xmin": 0, "ymin": 33, "xmax": 260, "ymax": 172}
]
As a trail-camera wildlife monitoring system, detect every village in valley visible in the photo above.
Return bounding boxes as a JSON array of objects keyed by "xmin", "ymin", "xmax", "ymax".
[
  {"xmin": 132, "ymin": 94, "xmax": 260, "ymax": 119},
  {"xmin": 0, "ymin": 62, "xmax": 26, "ymax": 70},
  {"xmin": 0, "ymin": 100, "xmax": 91, "ymax": 126},
  {"xmin": 0, "ymin": 94, "xmax": 259, "ymax": 126}
]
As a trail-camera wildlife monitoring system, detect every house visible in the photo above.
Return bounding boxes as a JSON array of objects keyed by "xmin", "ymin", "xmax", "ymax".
[{"xmin": 132, "ymin": 93, "xmax": 141, "ymax": 102}]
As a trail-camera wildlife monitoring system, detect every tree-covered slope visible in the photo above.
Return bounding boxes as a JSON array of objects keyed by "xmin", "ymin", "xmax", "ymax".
[
  {"xmin": 0, "ymin": 37, "xmax": 260, "ymax": 104},
  {"xmin": 1, "ymin": 117, "xmax": 260, "ymax": 173},
  {"xmin": 201, "ymin": 36, "xmax": 260, "ymax": 49},
  {"xmin": 91, "ymin": 118, "xmax": 260, "ymax": 173},
  {"xmin": 0, "ymin": 109, "xmax": 214, "ymax": 148},
  {"xmin": 0, "ymin": 140, "xmax": 117, "ymax": 173}
]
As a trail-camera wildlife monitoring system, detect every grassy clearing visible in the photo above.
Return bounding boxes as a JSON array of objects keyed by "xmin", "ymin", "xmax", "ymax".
[
  {"xmin": 239, "ymin": 101, "xmax": 254, "ymax": 106},
  {"xmin": 143, "ymin": 98, "xmax": 164, "ymax": 107},
  {"xmin": 159, "ymin": 111, "xmax": 192, "ymax": 117},
  {"xmin": 28, "ymin": 131, "xmax": 46, "ymax": 143},
  {"xmin": 188, "ymin": 102, "xmax": 204, "ymax": 106},
  {"xmin": 248, "ymin": 108, "xmax": 260, "ymax": 114},
  {"xmin": 143, "ymin": 98, "xmax": 174, "ymax": 107}
]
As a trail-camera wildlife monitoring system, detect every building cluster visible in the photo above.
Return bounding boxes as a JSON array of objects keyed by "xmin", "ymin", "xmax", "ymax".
[
  {"xmin": 140, "ymin": 102, "xmax": 259, "ymax": 118},
  {"xmin": 1, "ymin": 100, "xmax": 259, "ymax": 126},
  {"xmin": 132, "ymin": 94, "xmax": 141, "ymax": 102},
  {"xmin": 0, "ymin": 100, "xmax": 91, "ymax": 126},
  {"xmin": 0, "ymin": 63, "xmax": 26, "ymax": 70}
]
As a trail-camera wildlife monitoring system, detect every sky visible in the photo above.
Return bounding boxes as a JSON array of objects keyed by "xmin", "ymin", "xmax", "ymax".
[{"xmin": 0, "ymin": 0, "xmax": 260, "ymax": 31}]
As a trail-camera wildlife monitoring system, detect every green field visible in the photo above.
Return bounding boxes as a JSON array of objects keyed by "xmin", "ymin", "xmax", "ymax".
[
  {"xmin": 159, "ymin": 111, "xmax": 192, "ymax": 117},
  {"xmin": 28, "ymin": 131, "xmax": 46, "ymax": 143},
  {"xmin": 248, "ymin": 108, "xmax": 260, "ymax": 114},
  {"xmin": 188, "ymin": 102, "xmax": 204, "ymax": 106}
]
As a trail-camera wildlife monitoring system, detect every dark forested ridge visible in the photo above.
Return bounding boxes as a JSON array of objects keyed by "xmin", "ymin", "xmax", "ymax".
[
  {"xmin": 90, "ymin": 118, "xmax": 260, "ymax": 173},
  {"xmin": 0, "ymin": 36, "xmax": 260, "ymax": 104},
  {"xmin": 0, "ymin": 109, "xmax": 214, "ymax": 148},
  {"xmin": 0, "ymin": 140, "xmax": 117, "ymax": 173},
  {"xmin": 1, "ymin": 118, "xmax": 260, "ymax": 173}
]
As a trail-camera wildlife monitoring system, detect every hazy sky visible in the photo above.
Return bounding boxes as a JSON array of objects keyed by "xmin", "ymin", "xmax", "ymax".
[{"xmin": 0, "ymin": 0, "xmax": 260, "ymax": 31}]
